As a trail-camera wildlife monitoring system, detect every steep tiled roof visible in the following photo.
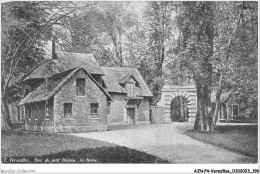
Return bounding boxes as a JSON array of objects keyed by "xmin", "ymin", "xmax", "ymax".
[
  {"xmin": 23, "ymin": 60, "xmax": 64, "ymax": 81},
  {"xmin": 58, "ymin": 51, "xmax": 104, "ymax": 75},
  {"xmin": 23, "ymin": 51, "xmax": 104, "ymax": 82},
  {"xmin": 101, "ymin": 68, "xmax": 126, "ymax": 94},
  {"xmin": 19, "ymin": 67, "xmax": 111, "ymax": 105},
  {"xmin": 101, "ymin": 67, "xmax": 153, "ymax": 97}
]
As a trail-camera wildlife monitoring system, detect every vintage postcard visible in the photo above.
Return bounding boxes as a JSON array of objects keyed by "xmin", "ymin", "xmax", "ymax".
[{"xmin": 1, "ymin": 1, "xmax": 258, "ymax": 173}]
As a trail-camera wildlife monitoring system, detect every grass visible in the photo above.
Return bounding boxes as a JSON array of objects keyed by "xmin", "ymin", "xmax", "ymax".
[
  {"xmin": 186, "ymin": 125, "xmax": 258, "ymax": 160},
  {"xmin": 219, "ymin": 118, "xmax": 258, "ymax": 123},
  {"xmin": 1, "ymin": 131, "xmax": 169, "ymax": 163}
]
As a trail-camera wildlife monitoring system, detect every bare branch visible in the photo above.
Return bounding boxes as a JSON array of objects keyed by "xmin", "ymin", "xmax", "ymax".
[
  {"xmin": 2, "ymin": 5, "xmax": 79, "ymax": 95},
  {"xmin": 225, "ymin": 9, "xmax": 243, "ymax": 61}
]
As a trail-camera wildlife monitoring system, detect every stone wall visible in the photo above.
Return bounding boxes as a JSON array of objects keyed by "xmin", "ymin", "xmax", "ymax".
[
  {"xmin": 53, "ymin": 69, "xmax": 108, "ymax": 132},
  {"xmin": 108, "ymin": 94, "xmax": 151, "ymax": 125},
  {"xmin": 107, "ymin": 93, "xmax": 126, "ymax": 125},
  {"xmin": 136, "ymin": 97, "xmax": 150, "ymax": 124},
  {"xmin": 150, "ymin": 106, "xmax": 165, "ymax": 124}
]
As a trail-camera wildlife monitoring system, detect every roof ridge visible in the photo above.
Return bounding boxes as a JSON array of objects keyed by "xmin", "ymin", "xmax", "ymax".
[{"xmin": 102, "ymin": 67, "xmax": 137, "ymax": 70}]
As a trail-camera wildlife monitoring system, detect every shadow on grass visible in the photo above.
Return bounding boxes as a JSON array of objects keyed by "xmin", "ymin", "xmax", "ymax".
[
  {"xmin": 2, "ymin": 146, "xmax": 169, "ymax": 164},
  {"xmin": 216, "ymin": 125, "xmax": 258, "ymax": 135},
  {"xmin": 2, "ymin": 130, "xmax": 169, "ymax": 163},
  {"xmin": 186, "ymin": 125, "xmax": 258, "ymax": 160}
]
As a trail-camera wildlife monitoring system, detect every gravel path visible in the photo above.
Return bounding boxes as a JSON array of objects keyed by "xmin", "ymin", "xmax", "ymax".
[{"xmin": 70, "ymin": 123, "xmax": 256, "ymax": 163}]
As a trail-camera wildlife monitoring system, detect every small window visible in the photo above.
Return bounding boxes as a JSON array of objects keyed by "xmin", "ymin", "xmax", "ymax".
[
  {"xmin": 90, "ymin": 103, "xmax": 99, "ymax": 118},
  {"xmin": 64, "ymin": 103, "xmax": 72, "ymax": 118},
  {"xmin": 76, "ymin": 78, "xmax": 85, "ymax": 96}
]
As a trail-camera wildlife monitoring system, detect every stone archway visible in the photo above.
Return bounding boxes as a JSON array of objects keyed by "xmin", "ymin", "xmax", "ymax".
[
  {"xmin": 157, "ymin": 83, "xmax": 197, "ymax": 123},
  {"xmin": 170, "ymin": 95, "xmax": 189, "ymax": 122}
]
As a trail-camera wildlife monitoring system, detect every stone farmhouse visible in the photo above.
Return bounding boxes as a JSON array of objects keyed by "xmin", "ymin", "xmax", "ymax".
[
  {"xmin": 19, "ymin": 44, "xmax": 153, "ymax": 132},
  {"xmin": 102, "ymin": 67, "xmax": 153, "ymax": 125}
]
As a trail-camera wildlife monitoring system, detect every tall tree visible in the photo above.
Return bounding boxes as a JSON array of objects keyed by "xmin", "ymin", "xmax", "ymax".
[
  {"xmin": 175, "ymin": 1, "xmax": 257, "ymax": 131},
  {"xmin": 176, "ymin": 2, "xmax": 215, "ymax": 131},
  {"xmin": 141, "ymin": 1, "xmax": 176, "ymax": 103},
  {"xmin": 124, "ymin": 22, "xmax": 160, "ymax": 103},
  {"xmin": 57, "ymin": 2, "xmax": 137, "ymax": 67},
  {"xmin": 212, "ymin": 1, "xmax": 258, "ymax": 122},
  {"xmin": 212, "ymin": 2, "xmax": 243, "ymax": 123},
  {"xmin": 1, "ymin": 1, "xmax": 78, "ymax": 130}
]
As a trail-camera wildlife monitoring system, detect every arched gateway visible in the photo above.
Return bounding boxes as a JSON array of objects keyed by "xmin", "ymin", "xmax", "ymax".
[{"xmin": 157, "ymin": 83, "xmax": 197, "ymax": 123}]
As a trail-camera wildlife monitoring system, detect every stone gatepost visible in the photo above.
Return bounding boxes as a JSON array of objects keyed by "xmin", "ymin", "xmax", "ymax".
[{"xmin": 157, "ymin": 81, "xmax": 171, "ymax": 123}]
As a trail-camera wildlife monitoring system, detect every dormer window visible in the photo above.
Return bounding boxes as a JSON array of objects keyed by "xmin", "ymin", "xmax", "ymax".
[
  {"xmin": 119, "ymin": 75, "xmax": 138, "ymax": 97},
  {"xmin": 126, "ymin": 82, "xmax": 135, "ymax": 97},
  {"xmin": 119, "ymin": 74, "xmax": 140, "ymax": 97},
  {"xmin": 126, "ymin": 77, "xmax": 137, "ymax": 97}
]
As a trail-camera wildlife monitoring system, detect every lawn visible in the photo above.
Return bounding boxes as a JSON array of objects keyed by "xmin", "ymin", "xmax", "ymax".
[
  {"xmin": 1, "ymin": 131, "xmax": 168, "ymax": 163},
  {"xmin": 186, "ymin": 125, "xmax": 258, "ymax": 160}
]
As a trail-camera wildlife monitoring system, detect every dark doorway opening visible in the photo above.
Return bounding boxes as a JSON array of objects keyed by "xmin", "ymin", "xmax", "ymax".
[{"xmin": 170, "ymin": 96, "xmax": 189, "ymax": 122}]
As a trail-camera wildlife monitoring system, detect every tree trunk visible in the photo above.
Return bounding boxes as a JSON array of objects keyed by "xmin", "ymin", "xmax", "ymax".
[
  {"xmin": 213, "ymin": 74, "xmax": 223, "ymax": 124},
  {"xmin": 118, "ymin": 33, "xmax": 123, "ymax": 67},
  {"xmin": 109, "ymin": 31, "xmax": 120, "ymax": 65},
  {"xmin": 194, "ymin": 85, "xmax": 203, "ymax": 131},
  {"xmin": 194, "ymin": 85, "xmax": 215, "ymax": 132},
  {"xmin": 1, "ymin": 97, "xmax": 12, "ymax": 131},
  {"xmin": 1, "ymin": 76, "xmax": 13, "ymax": 131},
  {"xmin": 204, "ymin": 85, "xmax": 215, "ymax": 131}
]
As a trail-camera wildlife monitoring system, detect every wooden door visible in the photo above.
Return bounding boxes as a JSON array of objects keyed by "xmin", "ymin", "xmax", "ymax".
[{"xmin": 127, "ymin": 108, "xmax": 135, "ymax": 125}]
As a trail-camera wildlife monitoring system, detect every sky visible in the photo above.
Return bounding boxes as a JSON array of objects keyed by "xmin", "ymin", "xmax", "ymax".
[{"xmin": 126, "ymin": 1, "xmax": 147, "ymax": 20}]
